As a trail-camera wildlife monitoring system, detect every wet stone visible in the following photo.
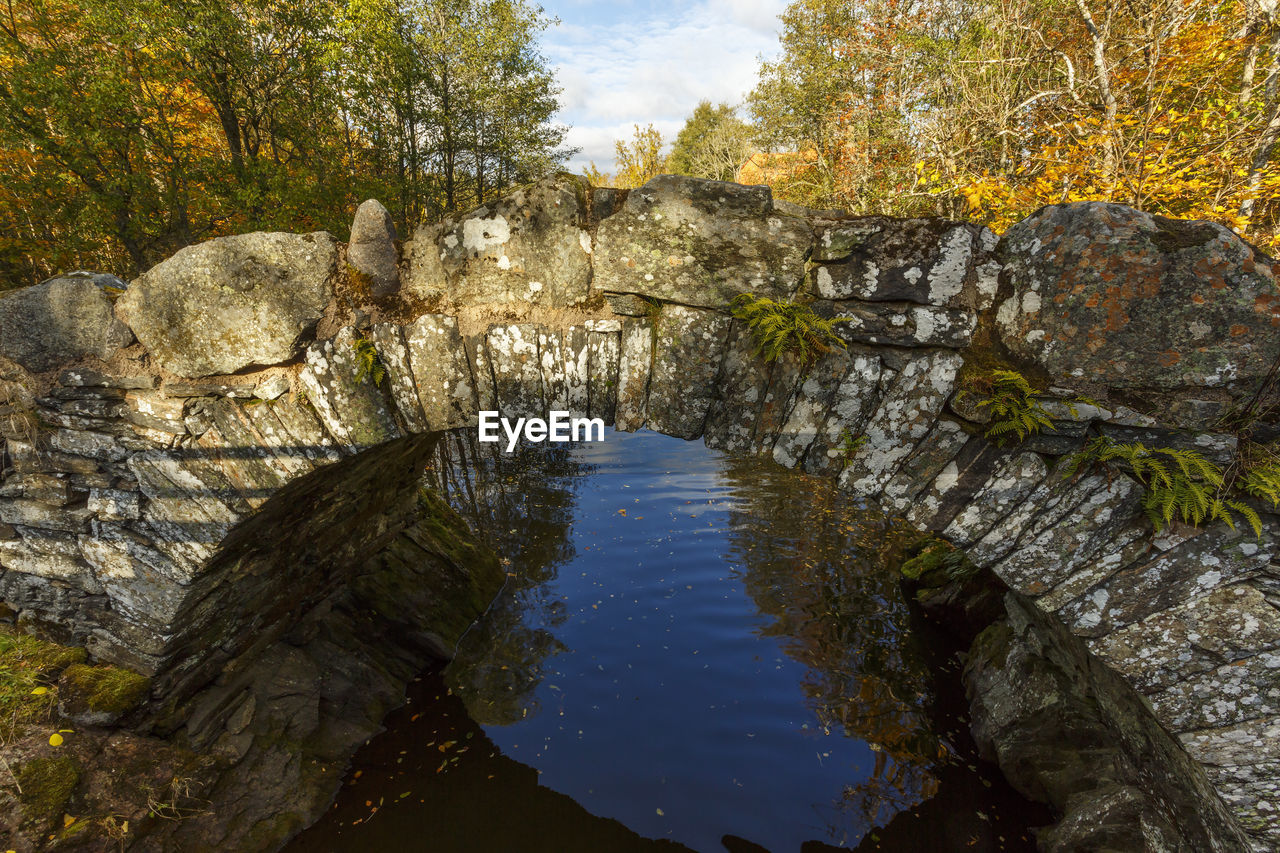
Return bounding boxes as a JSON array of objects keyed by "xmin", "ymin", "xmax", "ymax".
[{"xmin": 771, "ymin": 347, "xmax": 857, "ymax": 471}]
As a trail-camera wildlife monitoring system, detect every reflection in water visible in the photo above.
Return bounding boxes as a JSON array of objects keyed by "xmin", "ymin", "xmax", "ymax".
[
  {"xmin": 426, "ymin": 431, "xmax": 594, "ymax": 725},
  {"xmin": 293, "ymin": 429, "xmax": 1041, "ymax": 853},
  {"xmin": 718, "ymin": 455, "xmax": 942, "ymax": 836}
]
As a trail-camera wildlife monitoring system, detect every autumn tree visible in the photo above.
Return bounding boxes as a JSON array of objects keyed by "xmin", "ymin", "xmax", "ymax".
[
  {"xmin": 588, "ymin": 123, "xmax": 667, "ymax": 189},
  {"xmin": 0, "ymin": 0, "xmax": 572, "ymax": 286}
]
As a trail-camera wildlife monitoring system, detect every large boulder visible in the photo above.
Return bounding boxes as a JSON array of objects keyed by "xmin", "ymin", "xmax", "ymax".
[
  {"xmin": 406, "ymin": 173, "xmax": 593, "ymax": 308},
  {"xmin": 0, "ymin": 273, "xmax": 133, "ymax": 372},
  {"xmin": 593, "ymin": 175, "xmax": 812, "ymax": 309},
  {"xmin": 347, "ymin": 199, "xmax": 399, "ymax": 298},
  {"xmin": 996, "ymin": 202, "xmax": 1280, "ymax": 398},
  {"xmin": 116, "ymin": 231, "xmax": 337, "ymax": 378}
]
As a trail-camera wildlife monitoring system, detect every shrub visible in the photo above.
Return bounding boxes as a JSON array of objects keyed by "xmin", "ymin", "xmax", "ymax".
[
  {"xmin": 730, "ymin": 294, "xmax": 846, "ymax": 365},
  {"xmin": 962, "ymin": 368, "xmax": 1054, "ymax": 445}
]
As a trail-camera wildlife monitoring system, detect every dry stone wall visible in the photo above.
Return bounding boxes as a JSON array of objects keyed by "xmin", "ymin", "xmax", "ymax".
[{"xmin": 2, "ymin": 173, "xmax": 1279, "ymax": 849}]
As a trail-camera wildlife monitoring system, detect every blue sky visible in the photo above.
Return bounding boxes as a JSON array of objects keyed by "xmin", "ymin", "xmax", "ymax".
[{"xmin": 536, "ymin": 0, "xmax": 788, "ymax": 174}]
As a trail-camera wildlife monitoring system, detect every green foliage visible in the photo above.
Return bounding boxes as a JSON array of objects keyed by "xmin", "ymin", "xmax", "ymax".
[
  {"xmin": 900, "ymin": 537, "xmax": 976, "ymax": 583},
  {"xmin": 353, "ymin": 335, "xmax": 386, "ymax": 387},
  {"xmin": 1065, "ymin": 436, "xmax": 1263, "ymax": 536},
  {"xmin": 730, "ymin": 294, "xmax": 846, "ymax": 365},
  {"xmin": 963, "ymin": 369, "xmax": 1055, "ymax": 445},
  {"xmin": 1241, "ymin": 457, "xmax": 1280, "ymax": 507},
  {"xmin": 17, "ymin": 756, "xmax": 80, "ymax": 827},
  {"xmin": 668, "ymin": 101, "xmax": 755, "ymax": 182},
  {"xmin": 839, "ymin": 428, "xmax": 867, "ymax": 459}
]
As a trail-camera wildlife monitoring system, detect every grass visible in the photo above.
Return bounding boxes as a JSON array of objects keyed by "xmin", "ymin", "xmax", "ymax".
[{"xmin": 0, "ymin": 627, "xmax": 86, "ymax": 742}]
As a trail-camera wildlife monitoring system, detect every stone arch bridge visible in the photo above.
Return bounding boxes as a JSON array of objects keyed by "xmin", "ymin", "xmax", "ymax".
[{"xmin": 1, "ymin": 174, "xmax": 1278, "ymax": 849}]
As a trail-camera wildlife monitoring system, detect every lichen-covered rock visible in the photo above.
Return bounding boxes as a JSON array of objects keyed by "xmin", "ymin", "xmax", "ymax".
[
  {"xmin": 1089, "ymin": 584, "xmax": 1280, "ymax": 695},
  {"xmin": 645, "ymin": 305, "xmax": 732, "ymax": 439},
  {"xmin": 407, "ymin": 174, "xmax": 592, "ymax": 307},
  {"xmin": 587, "ymin": 323, "xmax": 620, "ymax": 423},
  {"xmin": 487, "ymin": 324, "xmax": 544, "ymax": 420},
  {"xmin": 537, "ymin": 325, "xmax": 589, "ymax": 418},
  {"xmin": 614, "ymin": 319, "xmax": 652, "ymax": 431},
  {"xmin": 0, "ymin": 274, "xmax": 133, "ymax": 372},
  {"xmin": 347, "ymin": 199, "xmax": 399, "ymax": 298},
  {"xmin": 1057, "ymin": 521, "xmax": 1277, "ymax": 638},
  {"xmin": 839, "ymin": 349, "xmax": 962, "ymax": 498},
  {"xmin": 404, "ymin": 314, "xmax": 477, "ymax": 430},
  {"xmin": 299, "ymin": 326, "xmax": 401, "ymax": 450},
  {"xmin": 995, "ymin": 202, "xmax": 1280, "ymax": 400},
  {"xmin": 965, "ymin": 593, "xmax": 1252, "ymax": 853},
  {"xmin": 820, "ymin": 301, "xmax": 977, "ymax": 348},
  {"xmin": 810, "ymin": 220, "xmax": 1000, "ymax": 312},
  {"xmin": 594, "ymin": 175, "xmax": 811, "ymax": 308},
  {"xmin": 116, "ymin": 232, "xmax": 336, "ymax": 378},
  {"xmin": 703, "ymin": 323, "xmax": 774, "ymax": 453},
  {"xmin": 878, "ymin": 419, "xmax": 969, "ymax": 516}
]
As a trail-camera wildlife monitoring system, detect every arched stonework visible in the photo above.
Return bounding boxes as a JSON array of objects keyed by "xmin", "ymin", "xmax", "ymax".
[{"xmin": 1, "ymin": 174, "xmax": 1278, "ymax": 848}]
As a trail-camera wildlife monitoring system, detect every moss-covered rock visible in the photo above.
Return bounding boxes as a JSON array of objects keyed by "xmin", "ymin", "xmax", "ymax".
[
  {"xmin": 17, "ymin": 755, "xmax": 79, "ymax": 830},
  {"xmin": 58, "ymin": 663, "xmax": 150, "ymax": 726}
]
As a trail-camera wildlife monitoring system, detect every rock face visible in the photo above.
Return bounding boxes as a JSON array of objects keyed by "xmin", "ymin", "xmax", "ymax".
[
  {"xmin": 965, "ymin": 593, "xmax": 1251, "ymax": 853},
  {"xmin": 809, "ymin": 218, "xmax": 1000, "ymax": 313},
  {"xmin": 996, "ymin": 202, "xmax": 1280, "ymax": 398},
  {"xmin": 594, "ymin": 175, "xmax": 812, "ymax": 308},
  {"xmin": 116, "ymin": 231, "xmax": 336, "ymax": 378},
  {"xmin": 406, "ymin": 173, "xmax": 593, "ymax": 307},
  {"xmin": 0, "ymin": 274, "xmax": 133, "ymax": 372},
  {"xmin": 347, "ymin": 199, "xmax": 400, "ymax": 298}
]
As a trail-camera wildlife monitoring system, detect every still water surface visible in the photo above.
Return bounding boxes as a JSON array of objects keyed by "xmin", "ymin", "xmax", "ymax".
[{"xmin": 290, "ymin": 429, "xmax": 1041, "ymax": 852}]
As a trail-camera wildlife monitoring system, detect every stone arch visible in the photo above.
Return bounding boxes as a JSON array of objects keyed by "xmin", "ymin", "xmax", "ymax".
[{"xmin": 1, "ymin": 173, "xmax": 1279, "ymax": 847}]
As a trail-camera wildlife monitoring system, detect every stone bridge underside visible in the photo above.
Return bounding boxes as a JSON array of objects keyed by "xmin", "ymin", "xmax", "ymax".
[{"xmin": 1, "ymin": 174, "xmax": 1279, "ymax": 848}]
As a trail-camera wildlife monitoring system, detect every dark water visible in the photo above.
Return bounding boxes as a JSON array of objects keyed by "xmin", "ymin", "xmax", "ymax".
[{"xmin": 289, "ymin": 429, "xmax": 1044, "ymax": 852}]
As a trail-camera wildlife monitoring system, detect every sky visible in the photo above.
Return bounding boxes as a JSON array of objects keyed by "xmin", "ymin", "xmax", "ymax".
[{"xmin": 536, "ymin": 0, "xmax": 789, "ymax": 175}]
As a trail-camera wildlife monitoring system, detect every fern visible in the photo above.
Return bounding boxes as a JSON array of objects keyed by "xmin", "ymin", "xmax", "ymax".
[
  {"xmin": 731, "ymin": 294, "xmax": 846, "ymax": 365},
  {"xmin": 353, "ymin": 335, "xmax": 386, "ymax": 387},
  {"xmin": 1065, "ymin": 436, "xmax": 1263, "ymax": 537},
  {"xmin": 839, "ymin": 428, "xmax": 868, "ymax": 459},
  {"xmin": 964, "ymin": 369, "xmax": 1055, "ymax": 445}
]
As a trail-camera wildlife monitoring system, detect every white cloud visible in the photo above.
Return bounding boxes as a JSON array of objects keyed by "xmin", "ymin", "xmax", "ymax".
[{"xmin": 541, "ymin": 0, "xmax": 787, "ymax": 174}]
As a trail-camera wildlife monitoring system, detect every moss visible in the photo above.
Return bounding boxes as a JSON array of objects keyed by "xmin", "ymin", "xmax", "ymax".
[
  {"xmin": 899, "ymin": 535, "xmax": 978, "ymax": 585},
  {"xmin": 17, "ymin": 756, "xmax": 79, "ymax": 827},
  {"xmin": 969, "ymin": 620, "xmax": 1017, "ymax": 670},
  {"xmin": 0, "ymin": 627, "xmax": 87, "ymax": 740},
  {"xmin": 60, "ymin": 663, "xmax": 150, "ymax": 715}
]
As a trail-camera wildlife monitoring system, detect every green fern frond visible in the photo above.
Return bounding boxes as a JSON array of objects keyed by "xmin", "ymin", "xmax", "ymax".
[
  {"xmin": 353, "ymin": 335, "xmax": 387, "ymax": 387},
  {"xmin": 731, "ymin": 294, "xmax": 846, "ymax": 365},
  {"xmin": 966, "ymin": 368, "xmax": 1056, "ymax": 445}
]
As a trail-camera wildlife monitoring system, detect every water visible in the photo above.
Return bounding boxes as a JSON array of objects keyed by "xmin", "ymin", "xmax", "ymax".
[{"xmin": 290, "ymin": 429, "xmax": 1043, "ymax": 852}]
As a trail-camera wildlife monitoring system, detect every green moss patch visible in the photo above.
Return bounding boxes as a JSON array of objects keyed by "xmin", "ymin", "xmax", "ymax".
[
  {"xmin": 17, "ymin": 755, "xmax": 79, "ymax": 828},
  {"xmin": 60, "ymin": 663, "xmax": 150, "ymax": 715}
]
